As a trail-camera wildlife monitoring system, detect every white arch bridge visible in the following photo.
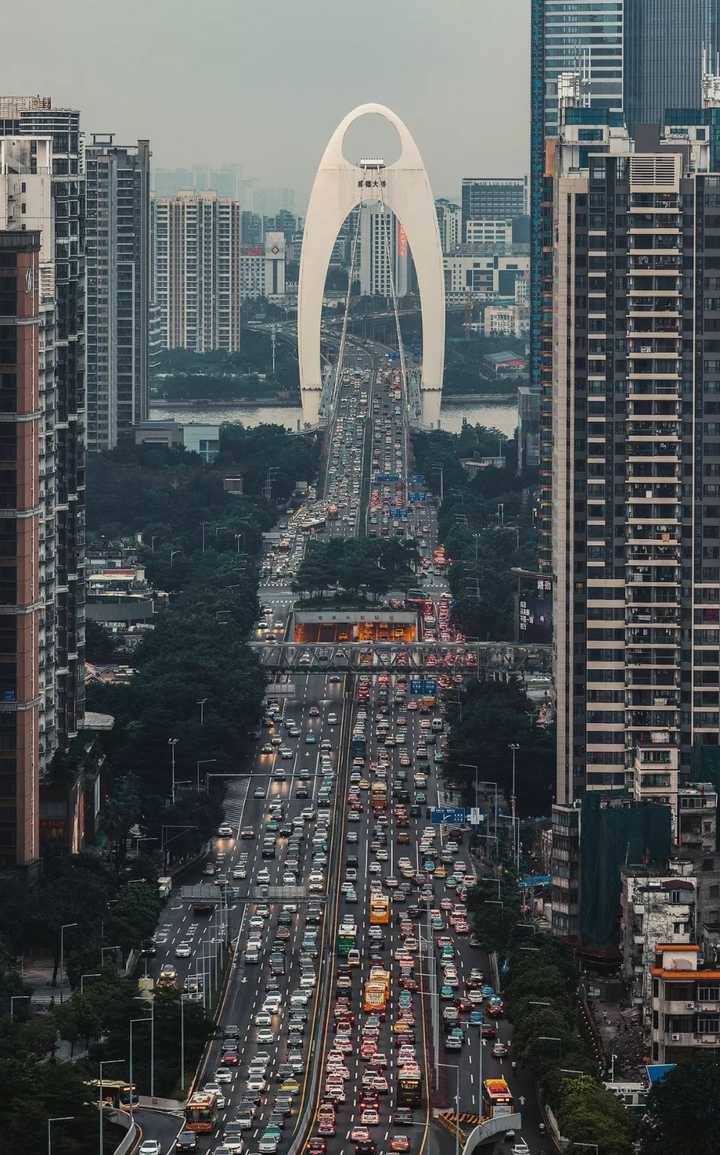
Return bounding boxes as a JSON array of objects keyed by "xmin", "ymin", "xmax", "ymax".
[{"xmin": 297, "ymin": 102, "xmax": 445, "ymax": 428}]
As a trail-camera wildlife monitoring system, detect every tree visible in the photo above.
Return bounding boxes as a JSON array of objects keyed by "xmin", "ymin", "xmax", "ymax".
[{"xmin": 641, "ymin": 1058, "xmax": 720, "ymax": 1155}]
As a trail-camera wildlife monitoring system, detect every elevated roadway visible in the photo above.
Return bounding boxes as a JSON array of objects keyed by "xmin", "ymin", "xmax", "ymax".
[{"xmin": 251, "ymin": 640, "xmax": 551, "ymax": 677}]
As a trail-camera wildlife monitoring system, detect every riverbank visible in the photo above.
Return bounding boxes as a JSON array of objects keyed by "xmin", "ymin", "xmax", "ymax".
[{"xmin": 150, "ymin": 390, "xmax": 518, "ymax": 410}]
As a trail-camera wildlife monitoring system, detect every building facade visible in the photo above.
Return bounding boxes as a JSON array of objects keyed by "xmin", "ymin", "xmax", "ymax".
[
  {"xmin": 550, "ymin": 108, "xmax": 720, "ymax": 935},
  {"xmin": 0, "ymin": 99, "xmax": 86, "ymax": 842},
  {"xmin": 238, "ymin": 232, "xmax": 287, "ymax": 300},
  {"xmin": 461, "ymin": 177, "xmax": 527, "ymax": 242},
  {"xmin": 483, "ymin": 304, "xmax": 529, "ymax": 339},
  {"xmin": 650, "ymin": 943, "xmax": 720, "ymax": 1062},
  {"xmin": 84, "ymin": 136, "xmax": 151, "ymax": 452},
  {"xmin": 443, "ymin": 245, "xmax": 530, "ymax": 304},
  {"xmin": 359, "ymin": 204, "xmax": 409, "ymax": 298},
  {"xmin": 624, "ymin": 0, "xmax": 720, "ymax": 136},
  {"xmin": 435, "ymin": 199, "xmax": 462, "ymax": 253},
  {"xmin": 151, "ymin": 191, "xmax": 242, "ymax": 352}
]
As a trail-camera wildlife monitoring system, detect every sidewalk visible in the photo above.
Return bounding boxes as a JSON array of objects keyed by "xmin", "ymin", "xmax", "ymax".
[{"xmin": 583, "ymin": 986, "xmax": 647, "ymax": 1080}]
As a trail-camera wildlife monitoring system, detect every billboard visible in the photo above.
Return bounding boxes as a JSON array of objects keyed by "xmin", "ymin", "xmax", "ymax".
[{"xmin": 518, "ymin": 579, "xmax": 552, "ymax": 643}]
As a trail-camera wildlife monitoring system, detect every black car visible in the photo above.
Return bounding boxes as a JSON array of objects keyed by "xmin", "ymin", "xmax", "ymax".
[
  {"xmin": 176, "ymin": 1132, "xmax": 198, "ymax": 1152},
  {"xmin": 140, "ymin": 939, "xmax": 157, "ymax": 956}
]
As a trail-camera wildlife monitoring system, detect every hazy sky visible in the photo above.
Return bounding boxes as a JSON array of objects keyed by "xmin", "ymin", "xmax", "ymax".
[{"xmin": 10, "ymin": 0, "xmax": 530, "ymax": 208}]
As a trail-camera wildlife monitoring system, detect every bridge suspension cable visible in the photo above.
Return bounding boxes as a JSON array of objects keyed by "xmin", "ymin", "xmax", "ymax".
[
  {"xmin": 331, "ymin": 204, "xmax": 363, "ymax": 409},
  {"xmin": 377, "ymin": 185, "xmax": 409, "ymax": 409}
]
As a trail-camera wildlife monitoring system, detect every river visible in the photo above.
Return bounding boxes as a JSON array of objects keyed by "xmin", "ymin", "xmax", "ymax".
[{"xmin": 149, "ymin": 398, "xmax": 518, "ymax": 437}]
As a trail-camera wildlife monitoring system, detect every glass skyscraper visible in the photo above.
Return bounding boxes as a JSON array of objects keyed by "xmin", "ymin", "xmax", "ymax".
[{"xmin": 624, "ymin": 0, "xmax": 720, "ymax": 136}]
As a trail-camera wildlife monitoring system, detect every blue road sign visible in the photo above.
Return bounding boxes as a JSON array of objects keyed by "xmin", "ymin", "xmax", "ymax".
[
  {"xmin": 431, "ymin": 807, "xmax": 467, "ymax": 825},
  {"xmin": 409, "ymin": 679, "xmax": 437, "ymax": 696}
]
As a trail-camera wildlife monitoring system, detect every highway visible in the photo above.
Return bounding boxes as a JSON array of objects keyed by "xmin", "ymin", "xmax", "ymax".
[{"xmin": 136, "ymin": 350, "xmax": 546, "ymax": 1155}]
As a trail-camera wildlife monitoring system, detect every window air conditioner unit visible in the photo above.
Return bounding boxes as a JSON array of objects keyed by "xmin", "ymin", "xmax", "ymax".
[
  {"xmin": 671, "ymin": 1033, "xmax": 681, "ymax": 1041},
  {"xmin": 702, "ymin": 1036, "xmax": 717, "ymax": 1044}
]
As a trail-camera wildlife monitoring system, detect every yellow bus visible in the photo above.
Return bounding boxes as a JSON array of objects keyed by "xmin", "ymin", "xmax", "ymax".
[
  {"xmin": 184, "ymin": 1090, "xmax": 218, "ymax": 1132},
  {"xmin": 369, "ymin": 967, "xmax": 391, "ymax": 997},
  {"xmin": 369, "ymin": 893, "xmax": 390, "ymax": 925},
  {"xmin": 363, "ymin": 981, "xmax": 388, "ymax": 1016}
]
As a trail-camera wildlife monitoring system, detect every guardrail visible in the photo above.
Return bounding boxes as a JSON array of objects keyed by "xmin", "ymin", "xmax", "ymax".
[{"xmin": 108, "ymin": 1108, "xmax": 140, "ymax": 1155}]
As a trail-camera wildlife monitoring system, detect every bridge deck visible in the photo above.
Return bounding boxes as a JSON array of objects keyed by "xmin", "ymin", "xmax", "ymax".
[{"xmin": 250, "ymin": 640, "xmax": 551, "ymax": 674}]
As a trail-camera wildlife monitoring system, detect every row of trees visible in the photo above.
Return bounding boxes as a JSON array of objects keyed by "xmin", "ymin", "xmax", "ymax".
[
  {"xmin": 413, "ymin": 424, "xmax": 536, "ymax": 639},
  {"xmin": 445, "ymin": 678, "xmax": 554, "ymax": 819},
  {"xmin": 153, "ymin": 328, "xmax": 300, "ymax": 395},
  {"xmin": 0, "ymin": 855, "xmax": 162, "ymax": 991},
  {"xmin": 292, "ymin": 536, "xmax": 419, "ymax": 601}
]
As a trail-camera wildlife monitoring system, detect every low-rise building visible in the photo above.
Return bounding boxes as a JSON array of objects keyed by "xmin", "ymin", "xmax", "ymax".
[
  {"xmin": 620, "ymin": 864, "xmax": 696, "ymax": 1016},
  {"xmin": 484, "ymin": 304, "xmax": 529, "ymax": 339},
  {"xmin": 443, "ymin": 243, "xmax": 529, "ymax": 304},
  {"xmin": 134, "ymin": 420, "xmax": 220, "ymax": 461},
  {"xmin": 482, "ymin": 351, "xmax": 527, "ymax": 378},
  {"xmin": 650, "ymin": 943, "xmax": 720, "ymax": 1062},
  {"xmin": 677, "ymin": 783, "xmax": 718, "ymax": 853}
]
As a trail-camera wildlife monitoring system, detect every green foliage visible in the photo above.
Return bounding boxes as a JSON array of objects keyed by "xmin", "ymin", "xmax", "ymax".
[
  {"xmin": 0, "ymin": 855, "xmax": 159, "ymax": 987},
  {"xmin": 293, "ymin": 536, "xmax": 419, "ymax": 600},
  {"xmin": 558, "ymin": 1077, "xmax": 633, "ymax": 1155},
  {"xmin": 413, "ymin": 424, "xmax": 537, "ymax": 640},
  {"xmin": 86, "ymin": 619, "xmax": 121, "ymax": 663},
  {"xmin": 447, "ymin": 678, "xmax": 554, "ymax": 817},
  {"xmin": 153, "ymin": 328, "xmax": 300, "ymax": 393},
  {"xmin": 641, "ymin": 1058, "xmax": 720, "ymax": 1155},
  {"xmin": 0, "ymin": 1049, "xmax": 96, "ymax": 1155}
]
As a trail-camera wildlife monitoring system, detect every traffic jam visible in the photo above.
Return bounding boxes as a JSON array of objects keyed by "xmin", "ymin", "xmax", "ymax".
[{"xmin": 166, "ymin": 362, "xmax": 518, "ymax": 1155}]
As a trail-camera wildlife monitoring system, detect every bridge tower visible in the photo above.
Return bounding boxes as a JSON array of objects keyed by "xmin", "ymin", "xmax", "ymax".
[{"xmin": 297, "ymin": 103, "xmax": 445, "ymax": 428}]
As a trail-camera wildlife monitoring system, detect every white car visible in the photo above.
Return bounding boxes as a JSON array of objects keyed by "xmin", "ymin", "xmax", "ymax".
[
  {"xmin": 139, "ymin": 1144, "xmax": 161, "ymax": 1155},
  {"xmin": 175, "ymin": 942, "xmax": 192, "ymax": 958},
  {"xmin": 218, "ymin": 824, "xmax": 234, "ymax": 838},
  {"xmin": 215, "ymin": 1066, "xmax": 233, "ymax": 1083},
  {"xmin": 254, "ymin": 1012, "xmax": 272, "ymax": 1027},
  {"xmin": 257, "ymin": 1029, "xmax": 276, "ymax": 1044},
  {"xmin": 246, "ymin": 1076, "xmax": 267, "ymax": 1092}
]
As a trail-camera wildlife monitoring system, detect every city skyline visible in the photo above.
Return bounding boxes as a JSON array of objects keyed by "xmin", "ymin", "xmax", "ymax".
[{"xmin": 6, "ymin": 0, "xmax": 530, "ymax": 207}]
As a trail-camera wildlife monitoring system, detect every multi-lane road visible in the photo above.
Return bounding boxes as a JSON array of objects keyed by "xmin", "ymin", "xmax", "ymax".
[{"xmin": 137, "ymin": 354, "xmax": 543, "ymax": 1155}]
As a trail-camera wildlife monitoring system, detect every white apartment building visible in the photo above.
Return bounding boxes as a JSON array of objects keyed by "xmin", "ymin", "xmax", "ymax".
[
  {"xmin": 239, "ymin": 231, "xmax": 287, "ymax": 300},
  {"xmin": 484, "ymin": 304, "xmax": 530, "ymax": 339},
  {"xmin": 443, "ymin": 245, "xmax": 529, "ymax": 303},
  {"xmin": 359, "ymin": 204, "xmax": 408, "ymax": 297},
  {"xmin": 466, "ymin": 218, "xmax": 514, "ymax": 246},
  {"xmin": 151, "ymin": 191, "xmax": 242, "ymax": 352}
]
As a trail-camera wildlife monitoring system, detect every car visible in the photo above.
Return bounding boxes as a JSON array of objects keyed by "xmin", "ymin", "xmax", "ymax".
[
  {"xmin": 389, "ymin": 1138, "xmax": 410, "ymax": 1152},
  {"xmin": 360, "ymin": 1108, "xmax": 380, "ymax": 1126},
  {"xmin": 139, "ymin": 1144, "xmax": 161, "ymax": 1155},
  {"xmin": 492, "ymin": 1042, "xmax": 508, "ymax": 1058},
  {"xmin": 218, "ymin": 823, "xmax": 234, "ymax": 837},
  {"xmin": 241, "ymin": 827, "xmax": 256, "ymax": 839},
  {"xmin": 259, "ymin": 1136, "xmax": 280, "ymax": 1153},
  {"xmin": 175, "ymin": 1134, "xmax": 198, "ymax": 1152},
  {"xmin": 203, "ymin": 1082, "xmax": 226, "ymax": 1108},
  {"xmin": 175, "ymin": 942, "xmax": 192, "ymax": 958},
  {"xmin": 511, "ymin": 1143, "xmax": 530, "ymax": 1155}
]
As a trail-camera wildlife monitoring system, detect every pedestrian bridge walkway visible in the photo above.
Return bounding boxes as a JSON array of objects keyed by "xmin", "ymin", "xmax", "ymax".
[{"xmin": 250, "ymin": 640, "xmax": 551, "ymax": 675}]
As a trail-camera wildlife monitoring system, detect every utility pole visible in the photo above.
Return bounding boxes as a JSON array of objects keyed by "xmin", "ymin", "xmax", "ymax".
[
  {"xmin": 168, "ymin": 737, "xmax": 178, "ymax": 805},
  {"xmin": 509, "ymin": 743, "xmax": 520, "ymax": 873}
]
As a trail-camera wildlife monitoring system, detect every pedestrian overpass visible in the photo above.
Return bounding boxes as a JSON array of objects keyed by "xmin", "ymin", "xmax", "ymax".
[{"xmin": 250, "ymin": 640, "xmax": 551, "ymax": 676}]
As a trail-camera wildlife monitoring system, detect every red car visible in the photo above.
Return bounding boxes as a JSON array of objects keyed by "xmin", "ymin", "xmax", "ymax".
[
  {"xmin": 318, "ymin": 1119, "xmax": 336, "ymax": 1137},
  {"xmin": 306, "ymin": 1141, "xmax": 327, "ymax": 1154},
  {"xmin": 390, "ymin": 1138, "xmax": 411, "ymax": 1153}
]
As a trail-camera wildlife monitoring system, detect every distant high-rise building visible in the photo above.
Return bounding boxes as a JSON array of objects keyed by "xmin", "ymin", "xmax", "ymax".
[
  {"xmin": 239, "ymin": 232, "xmax": 287, "ymax": 300},
  {"xmin": 550, "ymin": 107, "xmax": 720, "ymax": 936},
  {"xmin": 532, "ymin": 1, "xmax": 720, "ymax": 574},
  {"xmin": 152, "ymin": 164, "xmax": 243, "ymax": 198},
  {"xmin": 359, "ymin": 205, "xmax": 408, "ymax": 297},
  {"xmin": 84, "ymin": 136, "xmax": 151, "ymax": 452},
  {"xmin": 241, "ymin": 210, "xmax": 263, "ymax": 246},
  {"xmin": 461, "ymin": 177, "xmax": 527, "ymax": 241},
  {"xmin": 151, "ymin": 191, "xmax": 242, "ymax": 352},
  {"xmin": 435, "ymin": 199, "xmax": 462, "ymax": 253},
  {"xmin": 0, "ymin": 101, "xmax": 87, "ymax": 866},
  {"xmin": 624, "ymin": 0, "xmax": 720, "ymax": 136}
]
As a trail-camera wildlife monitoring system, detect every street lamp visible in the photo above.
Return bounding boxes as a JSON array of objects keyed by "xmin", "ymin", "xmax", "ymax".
[
  {"xmin": 98, "ymin": 1058, "xmax": 124, "ymax": 1155},
  {"xmin": 129, "ymin": 1015, "xmax": 152, "ymax": 1115},
  {"xmin": 10, "ymin": 994, "xmax": 30, "ymax": 1020},
  {"xmin": 59, "ymin": 923, "xmax": 78, "ymax": 1003},
  {"xmin": 170, "ymin": 548, "xmax": 182, "ymax": 568},
  {"xmin": 480, "ymin": 877, "xmax": 502, "ymax": 899},
  {"xmin": 168, "ymin": 737, "xmax": 179, "ymax": 805},
  {"xmin": 133, "ymin": 995, "xmax": 155, "ymax": 1097},
  {"xmin": 508, "ymin": 743, "xmax": 520, "ymax": 872},
  {"xmin": 81, "ymin": 972, "xmax": 102, "ymax": 996},
  {"xmin": 180, "ymin": 992, "xmax": 191, "ymax": 1092},
  {"xmin": 47, "ymin": 1116, "xmax": 75, "ymax": 1155},
  {"xmin": 197, "ymin": 698, "xmax": 207, "ymax": 726},
  {"xmin": 196, "ymin": 758, "xmax": 217, "ymax": 790},
  {"xmin": 437, "ymin": 1062, "xmax": 461, "ymax": 1155},
  {"xmin": 100, "ymin": 945, "xmax": 122, "ymax": 967}
]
